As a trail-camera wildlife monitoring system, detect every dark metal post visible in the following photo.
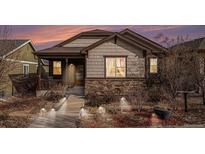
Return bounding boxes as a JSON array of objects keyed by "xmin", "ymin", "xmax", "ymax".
[{"xmin": 184, "ymin": 93, "xmax": 188, "ymax": 112}]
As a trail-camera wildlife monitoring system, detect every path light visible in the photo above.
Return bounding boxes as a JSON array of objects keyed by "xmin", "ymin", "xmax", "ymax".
[
  {"xmin": 120, "ymin": 97, "xmax": 132, "ymax": 112},
  {"xmin": 79, "ymin": 107, "xmax": 89, "ymax": 119},
  {"xmin": 60, "ymin": 97, "xmax": 67, "ymax": 104},
  {"xmin": 41, "ymin": 108, "xmax": 46, "ymax": 112},
  {"xmin": 51, "ymin": 108, "xmax": 54, "ymax": 111},
  {"xmin": 97, "ymin": 106, "xmax": 106, "ymax": 114},
  {"xmin": 97, "ymin": 106, "xmax": 107, "ymax": 119},
  {"xmin": 40, "ymin": 108, "xmax": 47, "ymax": 116}
]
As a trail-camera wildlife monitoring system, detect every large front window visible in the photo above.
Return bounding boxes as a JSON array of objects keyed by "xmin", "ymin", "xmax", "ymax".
[
  {"xmin": 105, "ymin": 57, "xmax": 126, "ymax": 78},
  {"xmin": 53, "ymin": 61, "xmax": 62, "ymax": 75}
]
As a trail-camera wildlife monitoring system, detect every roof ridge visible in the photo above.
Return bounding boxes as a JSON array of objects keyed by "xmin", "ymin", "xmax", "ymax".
[
  {"xmin": 120, "ymin": 28, "xmax": 168, "ymax": 52},
  {"xmin": 54, "ymin": 29, "xmax": 113, "ymax": 47},
  {"xmin": 81, "ymin": 33, "xmax": 150, "ymax": 53},
  {"xmin": 183, "ymin": 37, "xmax": 205, "ymax": 43},
  {"xmin": 0, "ymin": 39, "xmax": 33, "ymax": 57}
]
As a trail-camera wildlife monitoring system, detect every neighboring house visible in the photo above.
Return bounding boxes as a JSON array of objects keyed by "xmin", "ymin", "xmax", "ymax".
[
  {"xmin": 172, "ymin": 37, "xmax": 205, "ymax": 75},
  {"xmin": 35, "ymin": 29, "xmax": 168, "ymax": 96},
  {"xmin": 0, "ymin": 40, "xmax": 37, "ymax": 97}
]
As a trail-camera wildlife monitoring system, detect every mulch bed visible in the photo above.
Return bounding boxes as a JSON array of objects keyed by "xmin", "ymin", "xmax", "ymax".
[{"xmin": 81, "ymin": 97, "xmax": 205, "ymax": 128}]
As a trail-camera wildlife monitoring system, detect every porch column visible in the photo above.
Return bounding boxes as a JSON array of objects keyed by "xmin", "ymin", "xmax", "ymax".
[
  {"xmin": 37, "ymin": 58, "xmax": 42, "ymax": 89},
  {"xmin": 64, "ymin": 58, "xmax": 68, "ymax": 84},
  {"xmin": 143, "ymin": 50, "xmax": 147, "ymax": 79}
]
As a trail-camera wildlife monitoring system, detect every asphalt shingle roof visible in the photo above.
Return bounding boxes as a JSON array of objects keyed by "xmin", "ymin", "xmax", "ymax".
[
  {"xmin": 174, "ymin": 37, "xmax": 205, "ymax": 50},
  {"xmin": 0, "ymin": 39, "xmax": 29, "ymax": 56}
]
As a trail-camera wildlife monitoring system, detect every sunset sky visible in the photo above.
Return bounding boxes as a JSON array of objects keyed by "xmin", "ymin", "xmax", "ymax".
[{"xmin": 5, "ymin": 25, "xmax": 205, "ymax": 50}]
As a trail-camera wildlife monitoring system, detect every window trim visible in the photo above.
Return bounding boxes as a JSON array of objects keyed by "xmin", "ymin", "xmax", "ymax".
[
  {"xmin": 149, "ymin": 57, "xmax": 158, "ymax": 74},
  {"xmin": 23, "ymin": 64, "xmax": 29, "ymax": 75},
  {"xmin": 52, "ymin": 61, "xmax": 62, "ymax": 76},
  {"xmin": 104, "ymin": 56, "xmax": 127, "ymax": 78}
]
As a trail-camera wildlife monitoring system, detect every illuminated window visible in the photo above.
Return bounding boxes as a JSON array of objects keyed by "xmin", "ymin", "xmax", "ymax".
[
  {"xmin": 106, "ymin": 57, "xmax": 126, "ymax": 77},
  {"xmin": 53, "ymin": 61, "xmax": 62, "ymax": 75},
  {"xmin": 150, "ymin": 58, "xmax": 158, "ymax": 73}
]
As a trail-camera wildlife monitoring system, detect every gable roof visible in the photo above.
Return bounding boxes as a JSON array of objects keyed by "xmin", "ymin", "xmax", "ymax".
[
  {"xmin": 36, "ymin": 28, "xmax": 168, "ymax": 56},
  {"xmin": 172, "ymin": 37, "xmax": 205, "ymax": 50},
  {"xmin": 120, "ymin": 28, "xmax": 168, "ymax": 52},
  {"xmin": 0, "ymin": 39, "xmax": 36, "ymax": 57},
  {"xmin": 81, "ymin": 33, "xmax": 151, "ymax": 54},
  {"xmin": 55, "ymin": 29, "xmax": 114, "ymax": 47}
]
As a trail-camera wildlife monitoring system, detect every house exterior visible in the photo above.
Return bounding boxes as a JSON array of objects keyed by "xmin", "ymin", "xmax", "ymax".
[
  {"xmin": 173, "ymin": 37, "xmax": 205, "ymax": 75},
  {"xmin": 171, "ymin": 37, "xmax": 205, "ymax": 94},
  {"xmin": 0, "ymin": 40, "xmax": 37, "ymax": 97},
  {"xmin": 35, "ymin": 29, "xmax": 168, "ymax": 97}
]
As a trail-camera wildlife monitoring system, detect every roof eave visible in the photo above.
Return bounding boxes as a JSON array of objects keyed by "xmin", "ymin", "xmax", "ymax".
[
  {"xmin": 120, "ymin": 29, "xmax": 168, "ymax": 53},
  {"xmin": 3, "ymin": 40, "xmax": 34, "ymax": 58},
  {"xmin": 81, "ymin": 33, "xmax": 153, "ymax": 54}
]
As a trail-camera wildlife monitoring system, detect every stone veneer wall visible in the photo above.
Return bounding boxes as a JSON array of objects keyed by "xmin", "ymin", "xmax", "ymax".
[{"xmin": 85, "ymin": 78, "xmax": 146, "ymax": 97}]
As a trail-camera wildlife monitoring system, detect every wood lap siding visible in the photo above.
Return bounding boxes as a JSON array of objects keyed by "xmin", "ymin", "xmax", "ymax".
[
  {"xmin": 63, "ymin": 38, "xmax": 101, "ymax": 47},
  {"xmin": 1, "ymin": 43, "xmax": 37, "ymax": 96},
  {"xmin": 86, "ymin": 42, "xmax": 145, "ymax": 78}
]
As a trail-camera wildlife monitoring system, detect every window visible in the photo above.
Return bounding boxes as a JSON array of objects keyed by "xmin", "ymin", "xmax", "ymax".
[
  {"xmin": 53, "ymin": 61, "xmax": 62, "ymax": 75},
  {"xmin": 105, "ymin": 57, "xmax": 126, "ymax": 77},
  {"xmin": 23, "ymin": 64, "xmax": 29, "ymax": 75},
  {"xmin": 150, "ymin": 58, "xmax": 158, "ymax": 73}
]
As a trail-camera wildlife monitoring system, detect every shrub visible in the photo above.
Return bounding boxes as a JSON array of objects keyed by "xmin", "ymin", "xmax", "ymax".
[
  {"xmin": 146, "ymin": 74, "xmax": 162, "ymax": 88},
  {"xmin": 147, "ymin": 86, "xmax": 161, "ymax": 102},
  {"xmin": 107, "ymin": 107, "xmax": 119, "ymax": 115},
  {"xmin": 85, "ymin": 92, "xmax": 115, "ymax": 107},
  {"xmin": 85, "ymin": 93, "xmax": 104, "ymax": 107},
  {"xmin": 44, "ymin": 91, "xmax": 63, "ymax": 103},
  {"xmin": 0, "ymin": 111, "xmax": 9, "ymax": 121}
]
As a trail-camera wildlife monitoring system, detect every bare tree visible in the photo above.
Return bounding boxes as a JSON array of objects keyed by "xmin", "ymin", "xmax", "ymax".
[
  {"xmin": 126, "ymin": 61, "xmax": 147, "ymax": 112},
  {"xmin": 192, "ymin": 54, "xmax": 205, "ymax": 105},
  {"xmin": 155, "ymin": 34, "xmax": 203, "ymax": 105},
  {"xmin": 0, "ymin": 26, "xmax": 13, "ymax": 95},
  {"xmin": 162, "ymin": 46, "xmax": 198, "ymax": 97}
]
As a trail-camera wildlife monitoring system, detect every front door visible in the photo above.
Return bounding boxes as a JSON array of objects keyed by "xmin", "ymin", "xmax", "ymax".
[{"xmin": 67, "ymin": 64, "xmax": 76, "ymax": 86}]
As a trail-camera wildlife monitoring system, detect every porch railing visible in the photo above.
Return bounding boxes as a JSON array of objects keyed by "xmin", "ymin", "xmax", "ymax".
[{"xmin": 37, "ymin": 77, "xmax": 63, "ymax": 90}]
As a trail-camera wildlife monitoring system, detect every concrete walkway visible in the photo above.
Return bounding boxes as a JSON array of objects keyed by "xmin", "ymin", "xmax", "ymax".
[
  {"xmin": 29, "ymin": 95, "xmax": 85, "ymax": 128},
  {"xmin": 65, "ymin": 86, "xmax": 84, "ymax": 96}
]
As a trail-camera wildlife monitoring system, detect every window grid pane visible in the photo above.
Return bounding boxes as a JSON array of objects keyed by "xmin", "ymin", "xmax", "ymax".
[
  {"xmin": 150, "ymin": 58, "xmax": 158, "ymax": 73},
  {"xmin": 53, "ymin": 61, "xmax": 62, "ymax": 75},
  {"xmin": 106, "ymin": 58, "xmax": 116, "ymax": 77},
  {"xmin": 106, "ymin": 57, "xmax": 126, "ymax": 77}
]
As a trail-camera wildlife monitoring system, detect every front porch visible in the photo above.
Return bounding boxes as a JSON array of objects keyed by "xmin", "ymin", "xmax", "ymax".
[{"xmin": 36, "ymin": 53, "xmax": 86, "ymax": 96}]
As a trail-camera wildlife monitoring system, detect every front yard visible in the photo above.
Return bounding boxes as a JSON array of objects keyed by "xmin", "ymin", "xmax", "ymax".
[
  {"xmin": 80, "ymin": 96, "xmax": 205, "ymax": 128},
  {"xmin": 0, "ymin": 96, "xmax": 55, "ymax": 128},
  {"xmin": 1, "ymin": 94, "xmax": 205, "ymax": 128}
]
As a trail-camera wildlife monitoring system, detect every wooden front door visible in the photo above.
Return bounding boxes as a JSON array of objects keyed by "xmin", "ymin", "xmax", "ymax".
[{"xmin": 67, "ymin": 64, "xmax": 76, "ymax": 86}]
